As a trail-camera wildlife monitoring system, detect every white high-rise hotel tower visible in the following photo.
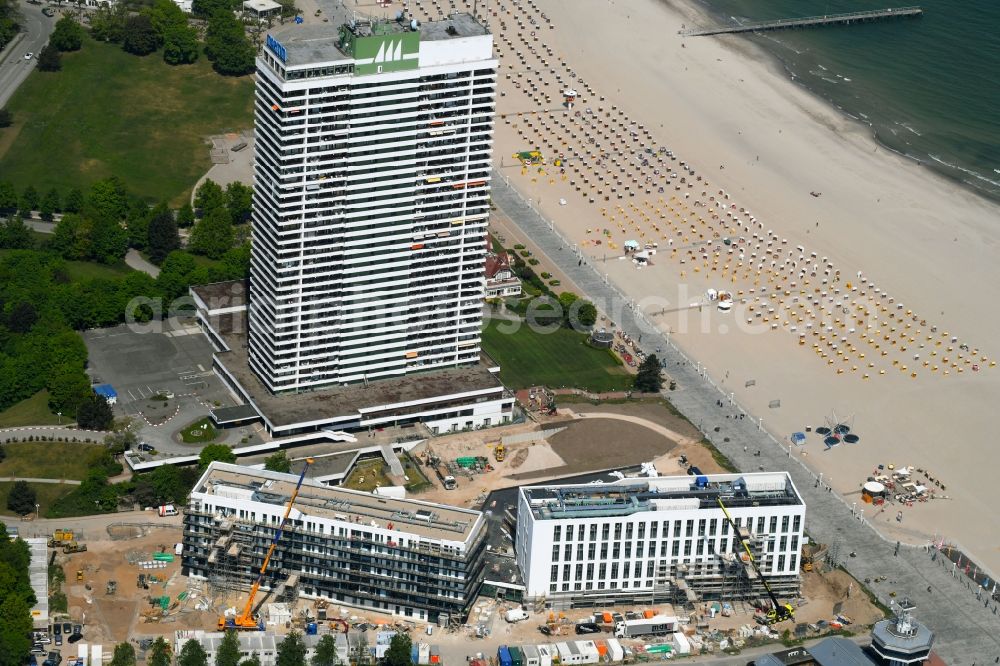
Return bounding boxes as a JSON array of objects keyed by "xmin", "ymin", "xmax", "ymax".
[
  {"xmin": 190, "ymin": 7, "xmax": 513, "ymax": 437},
  {"xmin": 250, "ymin": 11, "xmax": 497, "ymax": 393}
]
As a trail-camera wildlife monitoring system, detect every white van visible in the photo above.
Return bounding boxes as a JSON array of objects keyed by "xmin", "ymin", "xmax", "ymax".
[{"xmin": 158, "ymin": 505, "xmax": 178, "ymax": 517}]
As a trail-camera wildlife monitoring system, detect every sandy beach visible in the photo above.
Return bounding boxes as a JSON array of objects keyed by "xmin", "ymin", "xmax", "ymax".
[{"xmin": 404, "ymin": 0, "xmax": 1000, "ymax": 575}]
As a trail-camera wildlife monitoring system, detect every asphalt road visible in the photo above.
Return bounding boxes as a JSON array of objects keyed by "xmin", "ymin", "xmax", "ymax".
[{"xmin": 0, "ymin": 2, "xmax": 56, "ymax": 108}]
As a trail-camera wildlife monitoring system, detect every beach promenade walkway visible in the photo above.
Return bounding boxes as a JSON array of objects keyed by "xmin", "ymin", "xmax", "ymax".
[
  {"xmin": 491, "ymin": 170, "xmax": 1000, "ymax": 663},
  {"xmin": 679, "ymin": 7, "xmax": 923, "ymax": 37}
]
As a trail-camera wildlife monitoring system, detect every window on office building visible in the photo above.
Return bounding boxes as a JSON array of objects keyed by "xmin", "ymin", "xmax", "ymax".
[
  {"xmin": 598, "ymin": 563, "xmax": 607, "ymax": 579},
  {"xmin": 636, "ymin": 542, "xmax": 644, "ymax": 558},
  {"xmin": 696, "ymin": 540, "xmax": 704, "ymax": 556},
  {"xmin": 791, "ymin": 536, "xmax": 799, "ymax": 552},
  {"xmin": 564, "ymin": 544, "xmax": 572, "ymax": 560},
  {"xmin": 757, "ymin": 517, "xmax": 766, "ymax": 534},
  {"xmin": 778, "ymin": 555, "xmax": 786, "ymax": 571},
  {"xmin": 602, "ymin": 524, "xmax": 610, "ymax": 540},
  {"xmin": 793, "ymin": 515, "xmax": 801, "ymax": 532},
  {"xmin": 672, "ymin": 541, "xmax": 680, "ymax": 556},
  {"xmin": 624, "ymin": 542, "xmax": 632, "ymax": 558},
  {"xmin": 550, "ymin": 565, "xmax": 558, "ymax": 580},
  {"xmin": 574, "ymin": 583, "xmax": 582, "ymax": 591},
  {"xmin": 623, "ymin": 562, "xmax": 631, "ymax": 578},
  {"xmin": 697, "ymin": 519, "xmax": 706, "ymax": 537},
  {"xmin": 779, "ymin": 536, "xmax": 787, "ymax": 552},
  {"xmin": 638, "ymin": 523, "xmax": 645, "ymax": 539},
  {"xmin": 722, "ymin": 519, "xmax": 730, "ymax": 535},
  {"xmin": 590, "ymin": 525, "xmax": 597, "ymax": 541},
  {"xmin": 611, "ymin": 563, "xmax": 619, "ymax": 579},
  {"xmin": 563, "ymin": 564, "xmax": 570, "ymax": 579},
  {"xmin": 646, "ymin": 561, "xmax": 655, "ymax": 577},
  {"xmin": 781, "ymin": 515, "xmax": 789, "ymax": 532},
  {"xmin": 575, "ymin": 564, "xmax": 583, "ymax": 580},
  {"xmin": 586, "ymin": 563, "xmax": 594, "ymax": 579},
  {"xmin": 790, "ymin": 554, "xmax": 798, "ymax": 570},
  {"xmin": 614, "ymin": 523, "xmax": 622, "ymax": 540},
  {"xmin": 626, "ymin": 523, "xmax": 634, "ymax": 540},
  {"xmin": 588, "ymin": 544, "xmax": 596, "ymax": 559},
  {"xmin": 674, "ymin": 521, "xmax": 682, "ymax": 538},
  {"xmin": 769, "ymin": 516, "xmax": 777, "ymax": 533},
  {"xmin": 612, "ymin": 543, "xmax": 620, "ymax": 558},
  {"xmin": 550, "ymin": 583, "xmax": 557, "ymax": 592},
  {"xmin": 552, "ymin": 545, "xmax": 559, "ymax": 561},
  {"xmin": 566, "ymin": 525, "xmax": 574, "ymax": 541},
  {"xmin": 683, "ymin": 541, "xmax": 692, "ymax": 556},
  {"xmin": 709, "ymin": 519, "xmax": 718, "ymax": 536},
  {"xmin": 577, "ymin": 544, "xmax": 584, "ymax": 560},
  {"xmin": 600, "ymin": 543, "xmax": 608, "ymax": 559},
  {"xmin": 661, "ymin": 541, "xmax": 669, "ymax": 557},
  {"xmin": 562, "ymin": 583, "xmax": 569, "ymax": 591},
  {"xmin": 554, "ymin": 526, "xmax": 561, "ymax": 542},
  {"xmin": 650, "ymin": 522, "xmax": 658, "ymax": 539}
]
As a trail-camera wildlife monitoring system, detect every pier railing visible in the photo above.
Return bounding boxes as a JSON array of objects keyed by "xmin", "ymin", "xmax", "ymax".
[{"xmin": 679, "ymin": 6, "xmax": 923, "ymax": 37}]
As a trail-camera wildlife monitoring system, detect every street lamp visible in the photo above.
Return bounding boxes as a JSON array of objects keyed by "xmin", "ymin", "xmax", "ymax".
[
  {"xmin": 35, "ymin": 503, "xmax": 39, "ymax": 519},
  {"xmin": 57, "ymin": 412, "xmax": 62, "ymax": 425}
]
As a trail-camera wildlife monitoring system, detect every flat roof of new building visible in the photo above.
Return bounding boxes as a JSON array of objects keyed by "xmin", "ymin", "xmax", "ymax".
[
  {"xmin": 209, "ymin": 310, "xmax": 504, "ymax": 429},
  {"xmin": 211, "ymin": 404, "xmax": 260, "ymax": 424},
  {"xmin": 267, "ymin": 2, "xmax": 487, "ymax": 67},
  {"xmin": 522, "ymin": 472, "xmax": 802, "ymax": 520},
  {"xmin": 190, "ymin": 280, "xmax": 248, "ymax": 311},
  {"xmin": 195, "ymin": 462, "xmax": 483, "ymax": 543},
  {"xmin": 243, "ymin": 0, "xmax": 280, "ymax": 11}
]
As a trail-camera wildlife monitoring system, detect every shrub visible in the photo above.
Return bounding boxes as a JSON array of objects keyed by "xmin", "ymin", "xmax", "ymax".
[{"xmin": 528, "ymin": 258, "xmax": 539, "ymax": 266}]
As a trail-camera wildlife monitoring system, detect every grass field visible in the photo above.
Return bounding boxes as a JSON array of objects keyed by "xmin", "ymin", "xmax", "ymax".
[
  {"xmin": 0, "ymin": 36, "xmax": 255, "ymax": 206},
  {"xmin": 63, "ymin": 259, "xmax": 134, "ymax": 281},
  {"xmin": 481, "ymin": 320, "xmax": 632, "ymax": 392},
  {"xmin": 179, "ymin": 418, "xmax": 219, "ymax": 444},
  {"xmin": 0, "ymin": 391, "xmax": 62, "ymax": 427},
  {"xmin": 0, "ymin": 442, "xmax": 102, "ymax": 480},
  {"xmin": 342, "ymin": 459, "xmax": 393, "ymax": 493},
  {"xmin": 0, "ymin": 482, "xmax": 76, "ymax": 517}
]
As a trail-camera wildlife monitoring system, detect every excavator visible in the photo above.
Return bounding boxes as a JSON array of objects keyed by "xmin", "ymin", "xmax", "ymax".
[
  {"xmin": 716, "ymin": 496, "xmax": 795, "ymax": 625},
  {"xmin": 218, "ymin": 458, "xmax": 314, "ymax": 631}
]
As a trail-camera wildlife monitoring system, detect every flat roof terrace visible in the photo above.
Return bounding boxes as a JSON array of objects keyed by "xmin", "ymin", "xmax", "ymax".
[
  {"xmin": 210, "ymin": 311, "xmax": 504, "ymax": 429},
  {"xmin": 196, "ymin": 463, "xmax": 483, "ymax": 543},
  {"xmin": 522, "ymin": 472, "xmax": 802, "ymax": 520}
]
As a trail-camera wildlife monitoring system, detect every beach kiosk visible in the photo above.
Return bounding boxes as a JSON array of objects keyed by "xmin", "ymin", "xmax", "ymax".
[{"xmin": 862, "ymin": 481, "xmax": 887, "ymax": 504}]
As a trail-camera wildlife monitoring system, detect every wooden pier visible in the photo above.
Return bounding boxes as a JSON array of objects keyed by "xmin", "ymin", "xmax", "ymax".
[{"xmin": 679, "ymin": 6, "xmax": 923, "ymax": 37}]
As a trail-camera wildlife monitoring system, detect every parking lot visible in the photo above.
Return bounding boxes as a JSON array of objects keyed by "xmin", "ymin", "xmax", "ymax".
[{"xmin": 82, "ymin": 319, "xmax": 243, "ymax": 454}]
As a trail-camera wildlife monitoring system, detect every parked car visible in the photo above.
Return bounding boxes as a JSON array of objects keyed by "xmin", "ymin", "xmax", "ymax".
[
  {"xmin": 54, "ymin": 635, "xmax": 62, "ymax": 647},
  {"xmin": 42, "ymin": 8, "xmax": 55, "ymax": 16},
  {"xmin": 61, "ymin": 623, "xmax": 71, "ymax": 635},
  {"xmin": 137, "ymin": 443, "xmax": 154, "ymax": 452},
  {"xmin": 30, "ymin": 645, "xmax": 45, "ymax": 655},
  {"xmin": 575, "ymin": 622, "xmax": 602, "ymax": 634},
  {"xmin": 23, "ymin": 52, "xmax": 33, "ymax": 60}
]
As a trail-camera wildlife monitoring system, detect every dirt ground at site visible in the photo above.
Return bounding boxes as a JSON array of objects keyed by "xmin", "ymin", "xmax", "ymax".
[{"xmin": 59, "ymin": 524, "xmax": 222, "ymax": 644}]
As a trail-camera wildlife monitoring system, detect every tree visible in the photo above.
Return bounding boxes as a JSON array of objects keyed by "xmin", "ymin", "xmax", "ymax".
[
  {"xmin": 194, "ymin": 179, "xmax": 225, "ymax": 216},
  {"xmin": 37, "ymin": 44, "xmax": 61, "ymax": 71},
  {"xmin": 104, "ymin": 420, "xmax": 138, "ymax": 456},
  {"xmin": 122, "ymin": 14, "xmax": 159, "ymax": 55},
  {"xmin": 0, "ymin": 590, "xmax": 33, "ymax": 666},
  {"xmin": 205, "ymin": 11, "xmax": 255, "ymax": 76},
  {"xmin": 0, "ymin": 181, "xmax": 17, "ymax": 214},
  {"xmin": 0, "ymin": 108, "xmax": 10, "ymax": 128},
  {"xmin": 148, "ymin": 204, "xmax": 180, "ymax": 263},
  {"xmin": 90, "ymin": 216, "xmax": 129, "ymax": 263},
  {"xmin": 178, "ymin": 639, "xmax": 209, "ymax": 666},
  {"xmin": 6, "ymin": 301, "xmax": 38, "ymax": 333},
  {"xmin": 47, "ymin": 366, "xmax": 93, "ymax": 418},
  {"xmin": 75, "ymin": 394, "xmax": 115, "ymax": 430},
  {"xmin": 189, "ymin": 207, "xmax": 235, "ymax": 259},
  {"xmin": 276, "ymin": 632, "xmax": 307, "ymax": 666},
  {"xmin": 164, "ymin": 24, "xmax": 200, "ymax": 65},
  {"xmin": 215, "ymin": 630, "xmax": 241, "ymax": 666},
  {"xmin": 225, "ymin": 182, "xmax": 252, "ymax": 224},
  {"xmin": 6, "ymin": 481, "xmax": 36, "ymax": 516},
  {"xmin": 109, "ymin": 642, "xmax": 137, "ymax": 666},
  {"xmin": 264, "ymin": 451, "xmax": 291, "ymax": 473},
  {"xmin": 193, "ymin": 0, "xmax": 234, "ymax": 19},
  {"xmin": 199, "ymin": 443, "xmax": 236, "ymax": 469},
  {"xmin": 177, "ymin": 202, "xmax": 195, "ymax": 227},
  {"xmin": 576, "ymin": 300, "xmax": 598, "ymax": 328},
  {"xmin": 63, "ymin": 188, "xmax": 85, "ymax": 213},
  {"xmin": 19, "ymin": 185, "xmax": 38, "ymax": 216},
  {"xmin": 0, "ymin": 216, "xmax": 33, "ymax": 249},
  {"xmin": 87, "ymin": 177, "xmax": 128, "ymax": 221},
  {"xmin": 148, "ymin": 637, "xmax": 171, "ymax": 666},
  {"xmin": 310, "ymin": 635, "xmax": 340, "ymax": 666},
  {"xmin": 384, "ymin": 633, "xmax": 412, "ymax": 666},
  {"xmin": 50, "ymin": 16, "xmax": 84, "ymax": 51},
  {"xmin": 633, "ymin": 354, "xmax": 664, "ymax": 393},
  {"xmin": 239, "ymin": 657, "xmax": 260, "ymax": 666},
  {"xmin": 40, "ymin": 188, "xmax": 61, "ymax": 220},
  {"xmin": 90, "ymin": 3, "xmax": 129, "ymax": 42}
]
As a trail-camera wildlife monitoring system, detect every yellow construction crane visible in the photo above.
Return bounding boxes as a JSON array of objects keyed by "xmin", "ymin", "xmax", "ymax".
[
  {"xmin": 716, "ymin": 496, "xmax": 794, "ymax": 624},
  {"xmin": 219, "ymin": 458, "xmax": 314, "ymax": 631}
]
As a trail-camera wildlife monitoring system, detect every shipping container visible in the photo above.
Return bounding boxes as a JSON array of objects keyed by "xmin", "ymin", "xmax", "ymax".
[
  {"xmin": 537, "ymin": 644, "xmax": 553, "ymax": 666},
  {"xmin": 520, "ymin": 645, "xmax": 540, "ymax": 666},
  {"xmin": 499, "ymin": 646, "xmax": 513, "ymax": 666},
  {"xmin": 556, "ymin": 643, "xmax": 574, "ymax": 665},
  {"xmin": 673, "ymin": 633, "xmax": 691, "ymax": 656},
  {"xmin": 575, "ymin": 641, "xmax": 599, "ymax": 664},
  {"xmin": 605, "ymin": 639, "xmax": 624, "ymax": 663},
  {"xmin": 593, "ymin": 640, "xmax": 608, "ymax": 659},
  {"xmin": 509, "ymin": 646, "xmax": 524, "ymax": 666}
]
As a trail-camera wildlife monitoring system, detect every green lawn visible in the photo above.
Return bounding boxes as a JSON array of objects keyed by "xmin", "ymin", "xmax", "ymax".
[
  {"xmin": 0, "ymin": 482, "xmax": 77, "ymax": 517},
  {"xmin": 0, "ymin": 36, "xmax": 254, "ymax": 205},
  {"xmin": 0, "ymin": 391, "xmax": 62, "ymax": 428},
  {"xmin": 342, "ymin": 459, "xmax": 393, "ymax": 493},
  {"xmin": 0, "ymin": 442, "xmax": 103, "ymax": 480},
  {"xmin": 481, "ymin": 320, "xmax": 632, "ymax": 392},
  {"xmin": 179, "ymin": 418, "xmax": 219, "ymax": 444}
]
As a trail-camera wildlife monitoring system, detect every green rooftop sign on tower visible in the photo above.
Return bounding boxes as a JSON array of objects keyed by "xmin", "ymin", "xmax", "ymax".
[{"xmin": 339, "ymin": 24, "xmax": 420, "ymax": 75}]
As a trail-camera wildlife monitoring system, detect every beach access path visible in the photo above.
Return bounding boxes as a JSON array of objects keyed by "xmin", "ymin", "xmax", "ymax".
[{"xmin": 492, "ymin": 169, "xmax": 1000, "ymax": 662}]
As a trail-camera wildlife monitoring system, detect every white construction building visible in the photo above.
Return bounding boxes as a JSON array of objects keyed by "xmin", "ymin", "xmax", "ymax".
[
  {"xmin": 190, "ymin": 5, "xmax": 514, "ymax": 437},
  {"xmin": 515, "ymin": 472, "xmax": 806, "ymax": 608}
]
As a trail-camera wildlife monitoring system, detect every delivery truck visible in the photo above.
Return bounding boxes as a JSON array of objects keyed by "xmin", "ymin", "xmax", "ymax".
[{"xmin": 614, "ymin": 615, "xmax": 677, "ymax": 639}]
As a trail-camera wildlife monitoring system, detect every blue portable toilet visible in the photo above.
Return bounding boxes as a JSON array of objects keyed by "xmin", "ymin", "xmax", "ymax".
[
  {"xmin": 294, "ymin": 15, "xmax": 304, "ymax": 23},
  {"xmin": 695, "ymin": 475, "xmax": 709, "ymax": 488},
  {"xmin": 306, "ymin": 623, "xmax": 318, "ymax": 635},
  {"xmin": 411, "ymin": 646, "xmax": 419, "ymax": 665},
  {"xmin": 499, "ymin": 647, "xmax": 512, "ymax": 666}
]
